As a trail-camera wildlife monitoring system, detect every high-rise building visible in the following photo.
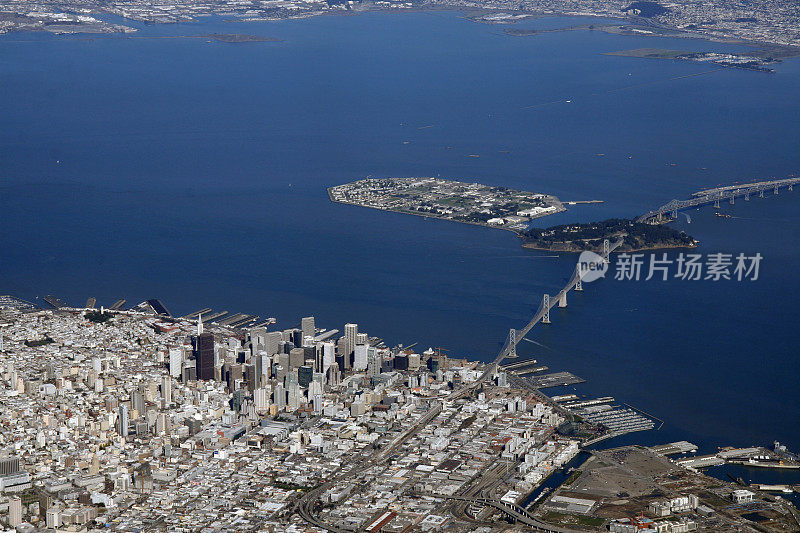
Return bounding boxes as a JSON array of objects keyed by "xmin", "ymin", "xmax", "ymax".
[
  {"xmin": 195, "ymin": 332, "xmax": 215, "ymax": 381},
  {"xmin": 254, "ymin": 388, "xmax": 269, "ymax": 411},
  {"xmin": 301, "ymin": 316, "xmax": 315, "ymax": 341},
  {"xmin": 118, "ymin": 404, "xmax": 129, "ymax": 437},
  {"xmin": 132, "ymin": 391, "xmax": 145, "ymax": 417},
  {"xmin": 367, "ymin": 347, "xmax": 381, "ymax": 377},
  {"xmin": 394, "ymin": 354, "xmax": 409, "ymax": 371},
  {"xmin": 321, "ymin": 342, "xmax": 335, "ymax": 374},
  {"xmin": 291, "ymin": 329, "xmax": 304, "ymax": 349},
  {"xmin": 356, "ymin": 332, "xmax": 368, "ymax": 345},
  {"xmin": 287, "ymin": 382, "xmax": 302, "ymax": 411},
  {"xmin": 249, "ymin": 327, "xmax": 267, "ymax": 354},
  {"xmin": 289, "ymin": 348, "xmax": 305, "ymax": 369},
  {"xmin": 298, "ymin": 365, "xmax": 313, "ymax": 388},
  {"xmin": 266, "ymin": 332, "xmax": 282, "ymax": 356},
  {"xmin": 169, "ymin": 348, "xmax": 183, "ymax": 378},
  {"xmin": 9, "ymin": 495, "xmax": 22, "ymax": 526},
  {"xmin": 161, "ymin": 376, "xmax": 172, "ymax": 404},
  {"xmin": 353, "ymin": 343, "xmax": 368, "ymax": 371},
  {"xmin": 343, "ymin": 323, "xmax": 358, "ymax": 367},
  {"xmin": 273, "ymin": 383, "xmax": 286, "ymax": 409}
]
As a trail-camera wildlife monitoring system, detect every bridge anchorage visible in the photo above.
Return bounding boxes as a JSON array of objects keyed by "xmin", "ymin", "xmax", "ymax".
[{"xmin": 558, "ymin": 291, "xmax": 567, "ymax": 308}]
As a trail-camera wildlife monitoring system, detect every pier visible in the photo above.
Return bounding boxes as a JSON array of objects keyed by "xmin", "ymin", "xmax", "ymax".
[{"xmin": 636, "ymin": 176, "xmax": 800, "ymax": 224}]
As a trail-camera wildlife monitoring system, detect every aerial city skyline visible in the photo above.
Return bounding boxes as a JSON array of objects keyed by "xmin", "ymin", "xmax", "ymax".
[{"xmin": 1, "ymin": 0, "xmax": 800, "ymax": 531}]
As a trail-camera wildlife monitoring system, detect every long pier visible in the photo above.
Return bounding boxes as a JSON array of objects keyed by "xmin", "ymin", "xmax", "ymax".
[{"xmin": 637, "ymin": 176, "xmax": 800, "ymax": 224}]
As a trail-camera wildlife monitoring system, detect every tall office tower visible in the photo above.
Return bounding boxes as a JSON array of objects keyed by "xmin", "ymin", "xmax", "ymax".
[
  {"xmin": 195, "ymin": 332, "xmax": 215, "ymax": 381},
  {"xmin": 156, "ymin": 413, "xmax": 169, "ymax": 435},
  {"xmin": 259, "ymin": 353, "xmax": 271, "ymax": 384},
  {"xmin": 394, "ymin": 354, "xmax": 409, "ymax": 371},
  {"xmin": 169, "ymin": 348, "xmax": 183, "ymax": 378},
  {"xmin": 273, "ymin": 382, "xmax": 286, "ymax": 409},
  {"xmin": 287, "ymin": 382, "xmax": 302, "ymax": 411},
  {"xmin": 302, "ymin": 346, "xmax": 315, "ymax": 366},
  {"xmin": 132, "ymin": 391, "xmax": 145, "ymax": 416},
  {"xmin": 312, "ymin": 393, "xmax": 323, "ymax": 413},
  {"xmin": 197, "ymin": 313, "xmax": 204, "ymax": 335},
  {"xmin": 356, "ymin": 332, "xmax": 368, "ymax": 346},
  {"xmin": 367, "ymin": 347, "xmax": 381, "ymax": 377},
  {"xmin": 266, "ymin": 332, "xmax": 282, "ymax": 356},
  {"xmin": 249, "ymin": 327, "xmax": 267, "ymax": 355},
  {"xmin": 321, "ymin": 342, "xmax": 335, "ymax": 374},
  {"xmin": 8, "ymin": 495, "xmax": 22, "ymax": 526},
  {"xmin": 281, "ymin": 329, "xmax": 294, "ymax": 342},
  {"xmin": 327, "ymin": 364, "xmax": 341, "ymax": 387},
  {"xmin": 289, "ymin": 348, "xmax": 305, "ymax": 369},
  {"xmin": 298, "ymin": 365, "xmax": 313, "ymax": 388},
  {"xmin": 353, "ymin": 343, "xmax": 368, "ymax": 371},
  {"xmin": 254, "ymin": 388, "xmax": 269, "ymax": 411},
  {"xmin": 291, "ymin": 329, "xmax": 304, "ymax": 349},
  {"xmin": 308, "ymin": 379, "xmax": 323, "ymax": 398},
  {"xmin": 161, "ymin": 376, "xmax": 172, "ymax": 404},
  {"xmin": 301, "ymin": 316, "xmax": 315, "ymax": 341},
  {"xmin": 343, "ymin": 323, "xmax": 358, "ymax": 365},
  {"xmin": 245, "ymin": 364, "xmax": 257, "ymax": 393},
  {"xmin": 118, "ymin": 404, "xmax": 129, "ymax": 437}
]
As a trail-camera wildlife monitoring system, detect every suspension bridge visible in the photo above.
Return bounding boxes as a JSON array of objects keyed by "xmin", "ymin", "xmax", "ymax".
[{"xmin": 457, "ymin": 238, "xmax": 623, "ymax": 396}]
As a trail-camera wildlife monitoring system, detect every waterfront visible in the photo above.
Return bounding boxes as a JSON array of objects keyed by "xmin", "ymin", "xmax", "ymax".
[{"xmin": 2, "ymin": 9, "xmax": 800, "ymax": 474}]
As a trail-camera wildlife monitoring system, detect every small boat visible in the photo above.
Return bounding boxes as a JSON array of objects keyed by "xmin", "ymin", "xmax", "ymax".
[{"xmin": 715, "ymin": 212, "xmax": 731, "ymax": 218}]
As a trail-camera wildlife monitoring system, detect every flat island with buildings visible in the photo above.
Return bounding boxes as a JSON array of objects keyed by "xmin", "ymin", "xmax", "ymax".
[
  {"xmin": 0, "ymin": 294, "xmax": 798, "ymax": 531},
  {"xmin": 328, "ymin": 177, "xmax": 566, "ymax": 233}
]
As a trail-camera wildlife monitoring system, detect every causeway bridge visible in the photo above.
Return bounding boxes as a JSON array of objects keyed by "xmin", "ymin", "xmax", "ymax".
[{"xmin": 636, "ymin": 176, "xmax": 800, "ymax": 224}]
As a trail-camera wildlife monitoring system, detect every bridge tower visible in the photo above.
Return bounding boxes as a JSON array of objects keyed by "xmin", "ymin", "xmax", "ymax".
[
  {"xmin": 745, "ymin": 192, "xmax": 750, "ymax": 201},
  {"xmin": 775, "ymin": 186, "xmax": 779, "ymax": 195},
  {"xmin": 760, "ymin": 189, "xmax": 765, "ymax": 198},
  {"xmin": 790, "ymin": 184, "xmax": 794, "ymax": 192},
  {"xmin": 558, "ymin": 291, "xmax": 567, "ymax": 308},
  {"xmin": 671, "ymin": 209, "xmax": 678, "ymax": 219},
  {"xmin": 541, "ymin": 294, "xmax": 551, "ymax": 324},
  {"xmin": 729, "ymin": 195, "xmax": 735, "ymax": 205},
  {"xmin": 603, "ymin": 239, "xmax": 610, "ymax": 257},
  {"xmin": 714, "ymin": 198, "xmax": 720, "ymax": 208},
  {"xmin": 507, "ymin": 329, "xmax": 517, "ymax": 358},
  {"xmin": 575, "ymin": 264, "xmax": 583, "ymax": 292}
]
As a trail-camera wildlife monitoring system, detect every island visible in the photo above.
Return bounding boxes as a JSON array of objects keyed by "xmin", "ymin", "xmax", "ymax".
[
  {"xmin": 522, "ymin": 218, "xmax": 697, "ymax": 252},
  {"xmin": 328, "ymin": 177, "xmax": 566, "ymax": 232},
  {"xmin": 605, "ymin": 47, "xmax": 783, "ymax": 72}
]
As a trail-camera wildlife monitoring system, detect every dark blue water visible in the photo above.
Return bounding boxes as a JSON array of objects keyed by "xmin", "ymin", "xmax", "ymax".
[{"xmin": 2, "ymin": 13, "xmax": 799, "ymax": 474}]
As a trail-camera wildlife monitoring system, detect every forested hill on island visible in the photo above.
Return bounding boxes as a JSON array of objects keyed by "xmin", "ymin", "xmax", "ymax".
[{"xmin": 522, "ymin": 218, "xmax": 697, "ymax": 252}]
